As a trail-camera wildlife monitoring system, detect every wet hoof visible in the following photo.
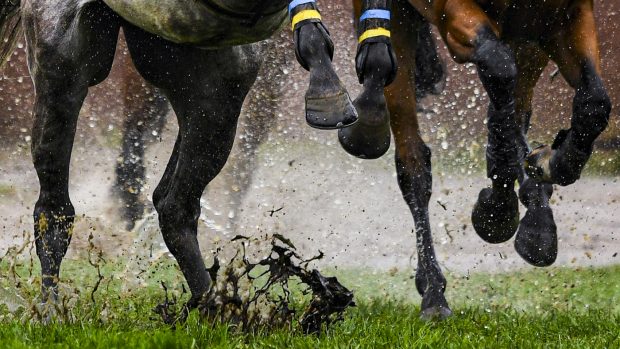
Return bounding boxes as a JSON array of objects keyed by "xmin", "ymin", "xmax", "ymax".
[
  {"xmin": 420, "ymin": 290, "xmax": 452, "ymax": 321},
  {"xmin": 420, "ymin": 305, "xmax": 452, "ymax": 321},
  {"xmin": 306, "ymin": 91, "xmax": 358, "ymax": 130},
  {"xmin": 472, "ymin": 188, "xmax": 519, "ymax": 244},
  {"xmin": 337, "ymin": 92, "xmax": 390, "ymax": 159},
  {"xmin": 515, "ymin": 206, "xmax": 557, "ymax": 267}
]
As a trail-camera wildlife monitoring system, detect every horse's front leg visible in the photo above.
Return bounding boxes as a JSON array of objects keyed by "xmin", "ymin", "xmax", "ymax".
[
  {"xmin": 23, "ymin": 1, "xmax": 120, "ymax": 302},
  {"xmin": 338, "ymin": 0, "xmax": 398, "ymax": 159},
  {"xmin": 526, "ymin": 1, "xmax": 611, "ymax": 187},
  {"xmin": 124, "ymin": 26, "xmax": 261, "ymax": 306},
  {"xmin": 435, "ymin": 1, "xmax": 521, "ymax": 244},
  {"xmin": 288, "ymin": 0, "xmax": 357, "ymax": 129}
]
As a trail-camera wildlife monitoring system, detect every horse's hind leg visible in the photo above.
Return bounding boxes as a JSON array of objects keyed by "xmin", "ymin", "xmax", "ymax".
[
  {"xmin": 114, "ymin": 54, "xmax": 169, "ymax": 230},
  {"xmin": 124, "ymin": 26, "xmax": 261, "ymax": 305},
  {"xmin": 508, "ymin": 42, "xmax": 558, "ymax": 267},
  {"xmin": 526, "ymin": 1, "xmax": 611, "ymax": 186},
  {"xmin": 385, "ymin": 2, "xmax": 451, "ymax": 320},
  {"xmin": 23, "ymin": 1, "xmax": 120, "ymax": 300}
]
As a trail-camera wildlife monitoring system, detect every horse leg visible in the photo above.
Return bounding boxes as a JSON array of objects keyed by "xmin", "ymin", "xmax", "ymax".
[
  {"xmin": 506, "ymin": 42, "xmax": 559, "ymax": 266},
  {"xmin": 124, "ymin": 26, "xmax": 261, "ymax": 306},
  {"xmin": 435, "ymin": 1, "xmax": 521, "ymax": 243},
  {"xmin": 338, "ymin": 0, "xmax": 398, "ymax": 159},
  {"xmin": 23, "ymin": 1, "xmax": 120, "ymax": 301},
  {"xmin": 289, "ymin": 0, "xmax": 357, "ymax": 129},
  {"xmin": 525, "ymin": 1, "xmax": 611, "ymax": 186},
  {"xmin": 385, "ymin": 1, "xmax": 451, "ymax": 319},
  {"xmin": 114, "ymin": 56, "xmax": 169, "ymax": 230}
]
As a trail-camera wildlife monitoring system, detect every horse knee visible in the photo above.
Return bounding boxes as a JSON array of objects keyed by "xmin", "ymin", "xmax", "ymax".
[{"xmin": 473, "ymin": 28, "xmax": 517, "ymax": 107}]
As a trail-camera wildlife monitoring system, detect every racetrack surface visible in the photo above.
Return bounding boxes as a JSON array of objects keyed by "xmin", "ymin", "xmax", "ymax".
[{"xmin": 1, "ymin": 130, "xmax": 617, "ymax": 277}]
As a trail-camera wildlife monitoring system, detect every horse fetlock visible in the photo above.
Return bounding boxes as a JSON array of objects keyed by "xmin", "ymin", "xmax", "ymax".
[
  {"xmin": 34, "ymin": 209, "xmax": 74, "ymax": 291},
  {"xmin": 356, "ymin": 1, "xmax": 397, "ymax": 87},
  {"xmin": 518, "ymin": 178, "xmax": 552, "ymax": 208},
  {"xmin": 294, "ymin": 20, "xmax": 334, "ymax": 71},
  {"xmin": 415, "ymin": 263, "xmax": 447, "ymax": 297},
  {"xmin": 356, "ymin": 42, "xmax": 397, "ymax": 87},
  {"xmin": 525, "ymin": 131, "xmax": 592, "ymax": 186}
]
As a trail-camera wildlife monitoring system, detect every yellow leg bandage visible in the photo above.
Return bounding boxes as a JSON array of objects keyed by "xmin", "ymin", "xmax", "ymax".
[
  {"xmin": 291, "ymin": 9, "xmax": 322, "ymax": 30},
  {"xmin": 358, "ymin": 28, "xmax": 391, "ymax": 43}
]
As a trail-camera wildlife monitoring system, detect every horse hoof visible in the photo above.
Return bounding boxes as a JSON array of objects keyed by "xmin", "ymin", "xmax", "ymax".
[
  {"xmin": 515, "ymin": 206, "xmax": 557, "ymax": 267},
  {"xmin": 524, "ymin": 145, "xmax": 554, "ymax": 183},
  {"xmin": 305, "ymin": 91, "xmax": 358, "ymax": 130},
  {"xmin": 420, "ymin": 305, "xmax": 452, "ymax": 321},
  {"xmin": 472, "ymin": 188, "xmax": 519, "ymax": 244},
  {"xmin": 337, "ymin": 94, "xmax": 390, "ymax": 159}
]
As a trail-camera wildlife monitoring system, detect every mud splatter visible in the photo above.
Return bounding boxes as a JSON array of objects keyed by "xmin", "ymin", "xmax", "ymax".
[{"xmin": 155, "ymin": 234, "xmax": 355, "ymax": 334}]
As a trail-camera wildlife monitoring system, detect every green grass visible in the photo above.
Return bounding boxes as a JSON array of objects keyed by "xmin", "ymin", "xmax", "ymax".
[{"xmin": 0, "ymin": 259, "xmax": 619, "ymax": 348}]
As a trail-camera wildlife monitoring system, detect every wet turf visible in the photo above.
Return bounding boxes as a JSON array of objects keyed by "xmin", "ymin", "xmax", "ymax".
[{"xmin": 0, "ymin": 260, "xmax": 618, "ymax": 348}]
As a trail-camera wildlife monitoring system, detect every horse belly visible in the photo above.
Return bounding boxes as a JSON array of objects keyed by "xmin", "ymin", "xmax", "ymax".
[{"xmin": 103, "ymin": 0, "xmax": 287, "ymax": 47}]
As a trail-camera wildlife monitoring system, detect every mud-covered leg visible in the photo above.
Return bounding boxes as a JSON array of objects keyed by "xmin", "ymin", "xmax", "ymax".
[
  {"xmin": 23, "ymin": 1, "xmax": 120, "ymax": 301},
  {"xmin": 289, "ymin": 0, "xmax": 357, "ymax": 129},
  {"xmin": 114, "ymin": 64, "xmax": 169, "ymax": 230},
  {"xmin": 385, "ymin": 1, "xmax": 450, "ymax": 319},
  {"xmin": 509, "ymin": 42, "xmax": 558, "ymax": 267},
  {"xmin": 338, "ymin": 0, "xmax": 397, "ymax": 159},
  {"xmin": 125, "ymin": 26, "xmax": 261, "ymax": 306},
  {"xmin": 526, "ymin": 2, "xmax": 611, "ymax": 186}
]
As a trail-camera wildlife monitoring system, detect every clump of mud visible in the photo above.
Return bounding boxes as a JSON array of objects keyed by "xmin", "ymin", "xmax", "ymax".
[{"xmin": 155, "ymin": 234, "xmax": 355, "ymax": 334}]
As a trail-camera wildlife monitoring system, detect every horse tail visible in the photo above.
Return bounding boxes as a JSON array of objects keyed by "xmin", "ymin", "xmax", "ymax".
[
  {"xmin": 0, "ymin": 0, "xmax": 22, "ymax": 69},
  {"xmin": 413, "ymin": 10, "xmax": 446, "ymax": 100}
]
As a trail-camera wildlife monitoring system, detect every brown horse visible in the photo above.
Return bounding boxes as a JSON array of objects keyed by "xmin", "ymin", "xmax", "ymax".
[{"xmin": 342, "ymin": 0, "xmax": 611, "ymax": 317}]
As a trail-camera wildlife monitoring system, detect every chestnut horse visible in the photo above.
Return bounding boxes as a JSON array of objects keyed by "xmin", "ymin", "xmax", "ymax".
[{"xmin": 342, "ymin": 0, "xmax": 611, "ymax": 317}]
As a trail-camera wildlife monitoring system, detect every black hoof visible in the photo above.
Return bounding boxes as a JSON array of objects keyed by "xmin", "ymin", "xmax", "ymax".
[
  {"xmin": 515, "ymin": 206, "xmax": 557, "ymax": 267},
  {"xmin": 472, "ymin": 188, "xmax": 519, "ymax": 244},
  {"xmin": 305, "ymin": 91, "xmax": 358, "ymax": 130},
  {"xmin": 420, "ymin": 306, "xmax": 452, "ymax": 321},
  {"xmin": 337, "ymin": 92, "xmax": 390, "ymax": 159},
  {"xmin": 420, "ymin": 290, "xmax": 452, "ymax": 321}
]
